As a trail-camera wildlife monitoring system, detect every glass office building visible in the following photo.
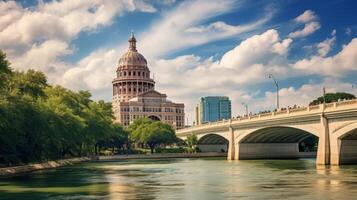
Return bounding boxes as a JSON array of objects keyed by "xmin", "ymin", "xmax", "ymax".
[{"xmin": 195, "ymin": 96, "xmax": 231, "ymax": 125}]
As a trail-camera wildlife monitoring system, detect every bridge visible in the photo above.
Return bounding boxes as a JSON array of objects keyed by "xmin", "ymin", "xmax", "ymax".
[{"xmin": 177, "ymin": 99, "xmax": 357, "ymax": 165}]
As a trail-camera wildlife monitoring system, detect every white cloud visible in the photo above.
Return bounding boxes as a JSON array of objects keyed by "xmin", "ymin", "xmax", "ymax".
[
  {"xmin": 289, "ymin": 21, "xmax": 320, "ymax": 38},
  {"xmin": 61, "ymin": 49, "xmax": 118, "ymax": 90},
  {"xmin": 273, "ymin": 38, "xmax": 293, "ymax": 55},
  {"xmin": 0, "ymin": 1, "xmax": 22, "ymax": 31},
  {"xmin": 139, "ymin": 0, "xmax": 273, "ymax": 58},
  {"xmin": 148, "ymin": 29, "xmax": 294, "ymax": 121},
  {"xmin": 294, "ymin": 38, "xmax": 357, "ymax": 76},
  {"xmin": 294, "ymin": 10, "xmax": 318, "ymax": 23},
  {"xmin": 317, "ymin": 30, "xmax": 336, "ymax": 57},
  {"xmin": 11, "ymin": 40, "xmax": 72, "ymax": 72},
  {"xmin": 0, "ymin": 0, "xmax": 157, "ymax": 78},
  {"xmin": 247, "ymin": 78, "xmax": 356, "ymax": 115},
  {"xmin": 220, "ymin": 29, "xmax": 291, "ymax": 70}
]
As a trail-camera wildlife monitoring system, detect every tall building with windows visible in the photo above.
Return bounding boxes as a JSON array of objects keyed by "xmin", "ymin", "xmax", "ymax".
[
  {"xmin": 195, "ymin": 96, "xmax": 231, "ymax": 125},
  {"xmin": 112, "ymin": 33, "xmax": 185, "ymax": 129}
]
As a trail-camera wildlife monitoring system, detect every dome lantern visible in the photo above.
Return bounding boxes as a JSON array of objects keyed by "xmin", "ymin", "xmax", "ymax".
[{"xmin": 128, "ymin": 31, "xmax": 137, "ymax": 52}]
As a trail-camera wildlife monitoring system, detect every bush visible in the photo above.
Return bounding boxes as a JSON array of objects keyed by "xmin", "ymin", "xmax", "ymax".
[{"xmin": 155, "ymin": 147, "xmax": 186, "ymax": 153}]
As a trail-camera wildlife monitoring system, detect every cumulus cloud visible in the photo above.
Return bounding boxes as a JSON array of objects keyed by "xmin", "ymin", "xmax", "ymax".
[
  {"xmin": 139, "ymin": 0, "xmax": 273, "ymax": 58},
  {"xmin": 317, "ymin": 30, "xmax": 336, "ymax": 57},
  {"xmin": 288, "ymin": 10, "xmax": 320, "ymax": 39},
  {"xmin": 0, "ymin": 0, "xmax": 158, "ymax": 78},
  {"xmin": 289, "ymin": 21, "xmax": 320, "ymax": 38},
  {"xmin": 148, "ymin": 29, "xmax": 295, "ymax": 121},
  {"xmin": 293, "ymin": 38, "xmax": 357, "ymax": 76},
  {"xmin": 294, "ymin": 10, "xmax": 318, "ymax": 23}
]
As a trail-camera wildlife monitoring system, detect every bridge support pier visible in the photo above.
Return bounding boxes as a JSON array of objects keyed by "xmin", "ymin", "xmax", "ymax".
[
  {"xmin": 227, "ymin": 125, "xmax": 235, "ymax": 160},
  {"xmin": 316, "ymin": 115, "xmax": 330, "ymax": 165},
  {"xmin": 330, "ymin": 137, "xmax": 340, "ymax": 165}
]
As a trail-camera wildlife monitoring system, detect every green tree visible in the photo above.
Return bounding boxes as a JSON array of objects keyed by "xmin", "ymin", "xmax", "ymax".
[
  {"xmin": 0, "ymin": 51, "xmax": 11, "ymax": 91},
  {"xmin": 186, "ymin": 134, "xmax": 198, "ymax": 153},
  {"xmin": 0, "ymin": 50, "xmax": 124, "ymax": 165},
  {"xmin": 129, "ymin": 118, "xmax": 177, "ymax": 153},
  {"xmin": 309, "ymin": 92, "xmax": 356, "ymax": 105},
  {"xmin": 128, "ymin": 117, "xmax": 154, "ymax": 147}
]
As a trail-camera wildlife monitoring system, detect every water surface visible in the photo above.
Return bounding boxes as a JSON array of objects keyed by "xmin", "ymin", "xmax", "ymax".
[{"xmin": 1, "ymin": 158, "xmax": 357, "ymax": 199}]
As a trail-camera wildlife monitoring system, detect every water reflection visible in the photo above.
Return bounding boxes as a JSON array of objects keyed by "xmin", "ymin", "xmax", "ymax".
[{"xmin": 1, "ymin": 158, "xmax": 357, "ymax": 199}]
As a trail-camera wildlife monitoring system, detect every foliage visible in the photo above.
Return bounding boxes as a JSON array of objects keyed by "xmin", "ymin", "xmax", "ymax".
[
  {"xmin": 186, "ymin": 134, "xmax": 198, "ymax": 153},
  {"xmin": 155, "ymin": 147, "xmax": 186, "ymax": 153},
  {"xmin": 128, "ymin": 118, "xmax": 178, "ymax": 153},
  {"xmin": 0, "ymin": 50, "xmax": 128, "ymax": 165},
  {"xmin": 309, "ymin": 92, "xmax": 356, "ymax": 105}
]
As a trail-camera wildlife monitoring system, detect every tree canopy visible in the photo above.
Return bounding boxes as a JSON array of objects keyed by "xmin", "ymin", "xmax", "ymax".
[
  {"xmin": 309, "ymin": 92, "xmax": 356, "ymax": 105},
  {"xmin": 0, "ymin": 50, "xmax": 127, "ymax": 166},
  {"xmin": 186, "ymin": 134, "xmax": 198, "ymax": 153},
  {"xmin": 128, "ymin": 118, "xmax": 177, "ymax": 153}
]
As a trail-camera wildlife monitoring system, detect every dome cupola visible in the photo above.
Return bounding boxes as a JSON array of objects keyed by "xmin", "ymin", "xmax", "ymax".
[{"xmin": 118, "ymin": 32, "xmax": 147, "ymax": 67}]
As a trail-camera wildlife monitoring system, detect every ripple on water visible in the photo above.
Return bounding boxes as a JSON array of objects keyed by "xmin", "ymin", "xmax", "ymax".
[{"xmin": 1, "ymin": 158, "xmax": 357, "ymax": 199}]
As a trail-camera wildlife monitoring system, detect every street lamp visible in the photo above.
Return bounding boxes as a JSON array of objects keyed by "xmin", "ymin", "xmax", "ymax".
[
  {"xmin": 241, "ymin": 102, "xmax": 248, "ymax": 116},
  {"xmin": 268, "ymin": 74, "xmax": 280, "ymax": 109},
  {"xmin": 323, "ymin": 86, "xmax": 326, "ymax": 105}
]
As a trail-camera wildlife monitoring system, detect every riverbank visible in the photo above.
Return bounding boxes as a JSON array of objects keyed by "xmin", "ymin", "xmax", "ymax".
[
  {"xmin": 0, "ymin": 157, "xmax": 93, "ymax": 177},
  {"xmin": 98, "ymin": 152, "xmax": 227, "ymax": 161},
  {"xmin": 0, "ymin": 153, "xmax": 227, "ymax": 177}
]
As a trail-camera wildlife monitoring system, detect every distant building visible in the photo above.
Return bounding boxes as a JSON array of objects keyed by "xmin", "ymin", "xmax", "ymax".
[
  {"xmin": 112, "ymin": 33, "xmax": 185, "ymax": 129},
  {"xmin": 195, "ymin": 96, "xmax": 231, "ymax": 125}
]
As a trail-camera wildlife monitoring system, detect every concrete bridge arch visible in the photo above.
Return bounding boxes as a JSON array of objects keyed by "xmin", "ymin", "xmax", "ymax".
[
  {"xmin": 330, "ymin": 122, "xmax": 357, "ymax": 165},
  {"xmin": 233, "ymin": 126, "xmax": 319, "ymax": 160},
  {"xmin": 196, "ymin": 133, "xmax": 229, "ymax": 152}
]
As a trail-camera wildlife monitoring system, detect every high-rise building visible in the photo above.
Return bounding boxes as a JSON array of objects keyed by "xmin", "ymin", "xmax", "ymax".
[
  {"xmin": 195, "ymin": 96, "xmax": 231, "ymax": 125},
  {"xmin": 112, "ymin": 33, "xmax": 185, "ymax": 129}
]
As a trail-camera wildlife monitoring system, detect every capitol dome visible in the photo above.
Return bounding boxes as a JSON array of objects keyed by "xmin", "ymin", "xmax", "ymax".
[
  {"xmin": 118, "ymin": 51, "xmax": 147, "ymax": 67},
  {"xmin": 113, "ymin": 32, "xmax": 155, "ymax": 102},
  {"xmin": 118, "ymin": 32, "xmax": 147, "ymax": 67}
]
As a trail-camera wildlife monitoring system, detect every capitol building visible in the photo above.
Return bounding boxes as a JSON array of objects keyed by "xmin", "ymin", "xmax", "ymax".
[{"xmin": 112, "ymin": 33, "xmax": 185, "ymax": 129}]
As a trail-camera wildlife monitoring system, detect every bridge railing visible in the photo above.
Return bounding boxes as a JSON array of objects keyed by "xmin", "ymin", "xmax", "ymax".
[{"xmin": 179, "ymin": 99, "xmax": 357, "ymax": 134}]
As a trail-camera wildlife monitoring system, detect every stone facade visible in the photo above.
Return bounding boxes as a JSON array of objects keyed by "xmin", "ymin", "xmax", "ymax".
[{"xmin": 112, "ymin": 33, "xmax": 185, "ymax": 129}]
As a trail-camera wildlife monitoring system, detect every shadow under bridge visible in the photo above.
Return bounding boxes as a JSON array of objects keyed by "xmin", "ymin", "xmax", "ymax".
[
  {"xmin": 238, "ymin": 126, "xmax": 318, "ymax": 160},
  {"xmin": 197, "ymin": 134, "xmax": 229, "ymax": 153}
]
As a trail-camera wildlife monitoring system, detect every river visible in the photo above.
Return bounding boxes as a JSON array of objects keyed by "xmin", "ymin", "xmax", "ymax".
[{"xmin": 1, "ymin": 158, "xmax": 357, "ymax": 199}]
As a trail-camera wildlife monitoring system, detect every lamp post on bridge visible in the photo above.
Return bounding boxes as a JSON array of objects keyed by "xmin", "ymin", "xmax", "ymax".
[
  {"xmin": 242, "ymin": 102, "xmax": 249, "ymax": 116},
  {"xmin": 268, "ymin": 74, "xmax": 280, "ymax": 110}
]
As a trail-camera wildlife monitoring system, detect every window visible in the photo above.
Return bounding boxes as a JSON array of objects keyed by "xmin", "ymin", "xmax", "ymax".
[
  {"xmin": 124, "ymin": 72, "xmax": 126, "ymax": 76},
  {"xmin": 133, "ymin": 71, "xmax": 136, "ymax": 76}
]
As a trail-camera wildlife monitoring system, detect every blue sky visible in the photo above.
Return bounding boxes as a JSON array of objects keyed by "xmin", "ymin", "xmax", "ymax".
[{"xmin": 1, "ymin": 0, "xmax": 357, "ymax": 123}]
